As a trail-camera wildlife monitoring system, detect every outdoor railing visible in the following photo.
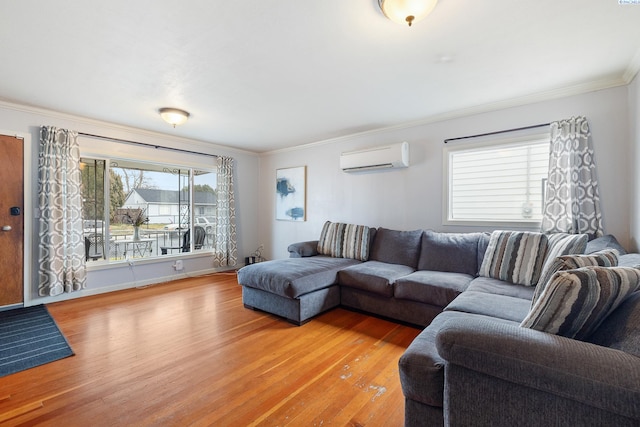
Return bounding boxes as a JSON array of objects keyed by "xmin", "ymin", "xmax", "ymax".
[{"xmin": 85, "ymin": 229, "xmax": 215, "ymax": 262}]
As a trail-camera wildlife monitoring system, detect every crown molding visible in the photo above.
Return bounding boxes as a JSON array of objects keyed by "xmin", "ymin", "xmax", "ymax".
[
  {"xmin": 0, "ymin": 99, "xmax": 259, "ymax": 157},
  {"xmin": 1, "ymin": 67, "xmax": 634, "ymax": 159},
  {"xmin": 263, "ymin": 74, "xmax": 630, "ymax": 156},
  {"xmin": 623, "ymin": 48, "xmax": 640, "ymax": 84}
]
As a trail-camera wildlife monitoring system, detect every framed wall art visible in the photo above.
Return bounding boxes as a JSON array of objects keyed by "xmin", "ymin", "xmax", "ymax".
[{"xmin": 276, "ymin": 166, "xmax": 306, "ymax": 221}]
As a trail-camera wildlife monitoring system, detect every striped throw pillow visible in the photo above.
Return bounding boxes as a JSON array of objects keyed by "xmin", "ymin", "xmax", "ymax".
[
  {"xmin": 479, "ymin": 231, "xmax": 548, "ymax": 287},
  {"xmin": 521, "ymin": 266, "xmax": 640, "ymax": 340},
  {"xmin": 542, "ymin": 233, "xmax": 588, "ymax": 271},
  {"xmin": 342, "ymin": 224, "xmax": 371, "ymax": 261},
  {"xmin": 534, "ymin": 249, "xmax": 619, "ymax": 305},
  {"xmin": 316, "ymin": 221, "xmax": 346, "ymax": 258}
]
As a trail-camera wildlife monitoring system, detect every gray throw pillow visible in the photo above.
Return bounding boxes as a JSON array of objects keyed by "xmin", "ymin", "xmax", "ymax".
[
  {"xmin": 541, "ymin": 233, "xmax": 588, "ymax": 272},
  {"xmin": 521, "ymin": 266, "xmax": 640, "ymax": 340},
  {"xmin": 534, "ymin": 249, "xmax": 619, "ymax": 305},
  {"xmin": 479, "ymin": 230, "xmax": 548, "ymax": 287},
  {"xmin": 342, "ymin": 223, "xmax": 371, "ymax": 261},
  {"xmin": 316, "ymin": 221, "xmax": 346, "ymax": 257}
]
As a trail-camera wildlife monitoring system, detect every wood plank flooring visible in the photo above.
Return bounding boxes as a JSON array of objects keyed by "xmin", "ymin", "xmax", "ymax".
[{"xmin": 0, "ymin": 272, "xmax": 421, "ymax": 426}]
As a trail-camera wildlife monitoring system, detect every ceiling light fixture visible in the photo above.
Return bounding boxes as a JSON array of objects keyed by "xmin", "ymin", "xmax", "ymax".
[
  {"xmin": 378, "ymin": 0, "xmax": 438, "ymax": 27},
  {"xmin": 159, "ymin": 108, "xmax": 190, "ymax": 127}
]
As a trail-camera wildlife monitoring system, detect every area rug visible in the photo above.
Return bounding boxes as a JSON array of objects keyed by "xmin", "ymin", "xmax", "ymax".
[{"xmin": 0, "ymin": 305, "xmax": 74, "ymax": 377}]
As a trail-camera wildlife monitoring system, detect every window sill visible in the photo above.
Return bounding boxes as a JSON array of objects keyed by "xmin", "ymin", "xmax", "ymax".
[
  {"xmin": 442, "ymin": 219, "xmax": 542, "ymax": 229},
  {"xmin": 85, "ymin": 250, "xmax": 214, "ymax": 271}
]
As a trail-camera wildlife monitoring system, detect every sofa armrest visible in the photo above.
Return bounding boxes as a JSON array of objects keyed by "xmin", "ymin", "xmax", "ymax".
[
  {"xmin": 287, "ymin": 240, "xmax": 319, "ymax": 258},
  {"xmin": 436, "ymin": 317, "xmax": 640, "ymax": 423}
]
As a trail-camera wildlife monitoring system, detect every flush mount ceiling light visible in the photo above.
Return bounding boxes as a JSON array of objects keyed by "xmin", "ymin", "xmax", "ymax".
[
  {"xmin": 378, "ymin": 0, "xmax": 438, "ymax": 27},
  {"xmin": 159, "ymin": 108, "xmax": 190, "ymax": 127}
]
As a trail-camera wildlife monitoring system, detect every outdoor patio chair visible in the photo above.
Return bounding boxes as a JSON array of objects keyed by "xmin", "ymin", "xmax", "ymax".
[
  {"xmin": 160, "ymin": 226, "xmax": 206, "ymax": 255},
  {"xmin": 84, "ymin": 233, "xmax": 104, "ymax": 261}
]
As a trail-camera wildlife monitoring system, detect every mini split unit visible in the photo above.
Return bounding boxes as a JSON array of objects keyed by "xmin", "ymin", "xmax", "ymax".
[{"xmin": 340, "ymin": 141, "xmax": 409, "ymax": 172}]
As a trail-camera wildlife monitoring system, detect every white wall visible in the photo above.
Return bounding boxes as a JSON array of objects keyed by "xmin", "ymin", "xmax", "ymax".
[
  {"xmin": 2, "ymin": 83, "xmax": 635, "ymax": 304},
  {"xmin": 260, "ymin": 86, "xmax": 632, "ymax": 260},
  {"xmin": 0, "ymin": 101, "xmax": 260, "ymax": 305},
  {"xmin": 629, "ymin": 75, "xmax": 640, "ymax": 252}
]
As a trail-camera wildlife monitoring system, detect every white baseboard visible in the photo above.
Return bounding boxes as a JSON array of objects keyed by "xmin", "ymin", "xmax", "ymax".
[{"xmin": 25, "ymin": 267, "xmax": 234, "ymax": 307}]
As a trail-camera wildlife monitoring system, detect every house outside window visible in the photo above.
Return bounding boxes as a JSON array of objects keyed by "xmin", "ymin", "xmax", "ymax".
[
  {"xmin": 443, "ymin": 134, "xmax": 549, "ymax": 227},
  {"xmin": 80, "ymin": 157, "xmax": 217, "ymax": 263}
]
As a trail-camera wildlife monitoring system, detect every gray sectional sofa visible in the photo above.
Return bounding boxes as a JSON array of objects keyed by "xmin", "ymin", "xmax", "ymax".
[{"xmin": 237, "ymin": 221, "xmax": 640, "ymax": 426}]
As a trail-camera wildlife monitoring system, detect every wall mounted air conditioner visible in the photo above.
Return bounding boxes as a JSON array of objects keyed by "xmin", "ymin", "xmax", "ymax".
[{"xmin": 340, "ymin": 142, "xmax": 409, "ymax": 172}]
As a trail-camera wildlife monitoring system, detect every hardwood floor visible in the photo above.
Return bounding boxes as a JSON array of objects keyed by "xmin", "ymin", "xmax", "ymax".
[{"xmin": 0, "ymin": 272, "xmax": 421, "ymax": 426}]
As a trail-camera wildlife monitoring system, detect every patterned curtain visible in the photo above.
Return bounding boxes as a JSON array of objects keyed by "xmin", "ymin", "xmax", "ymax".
[
  {"xmin": 38, "ymin": 126, "xmax": 87, "ymax": 296},
  {"xmin": 541, "ymin": 116, "xmax": 604, "ymax": 238},
  {"xmin": 213, "ymin": 156, "xmax": 238, "ymax": 267}
]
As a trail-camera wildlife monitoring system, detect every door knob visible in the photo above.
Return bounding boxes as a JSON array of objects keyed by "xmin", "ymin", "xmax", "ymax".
[{"xmin": 2, "ymin": 225, "xmax": 12, "ymax": 231}]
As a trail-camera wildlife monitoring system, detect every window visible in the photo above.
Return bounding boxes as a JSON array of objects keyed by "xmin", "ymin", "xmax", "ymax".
[
  {"xmin": 80, "ymin": 157, "xmax": 217, "ymax": 263},
  {"xmin": 443, "ymin": 134, "xmax": 549, "ymax": 226}
]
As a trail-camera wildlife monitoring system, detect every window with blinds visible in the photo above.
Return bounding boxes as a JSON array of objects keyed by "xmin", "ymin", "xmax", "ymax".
[{"xmin": 443, "ymin": 134, "xmax": 549, "ymax": 226}]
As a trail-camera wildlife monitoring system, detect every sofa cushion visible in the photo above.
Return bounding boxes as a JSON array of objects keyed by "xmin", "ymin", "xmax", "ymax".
[
  {"xmin": 418, "ymin": 230, "xmax": 485, "ymax": 276},
  {"xmin": 476, "ymin": 232, "xmax": 491, "ymax": 273},
  {"xmin": 444, "ymin": 291, "xmax": 532, "ymax": 323},
  {"xmin": 534, "ymin": 249, "xmax": 619, "ymax": 305},
  {"xmin": 337, "ymin": 260, "xmax": 414, "ymax": 297},
  {"xmin": 395, "ymin": 270, "xmax": 473, "ymax": 307},
  {"xmin": 585, "ymin": 234, "xmax": 627, "ymax": 255},
  {"xmin": 479, "ymin": 230, "xmax": 548, "ymax": 287},
  {"xmin": 588, "ymin": 291, "xmax": 640, "ymax": 357},
  {"xmin": 521, "ymin": 266, "xmax": 640, "ymax": 340},
  {"xmin": 619, "ymin": 253, "xmax": 640, "ymax": 267},
  {"xmin": 399, "ymin": 310, "xmax": 517, "ymax": 408},
  {"xmin": 542, "ymin": 233, "xmax": 588, "ymax": 271},
  {"xmin": 369, "ymin": 227, "xmax": 422, "ymax": 268},
  {"xmin": 467, "ymin": 276, "xmax": 536, "ymax": 300},
  {"xmin": 288, "ymin": 240, "xmax": 319, "ymax": 258},
  {"xmin": 237, "ymin": 256, "xmax": 361, "ymax": 299},
  {"xmin": 342, "ymin": 223, "xmax": 372, "ymax": 261},
  {"xmin": 317, "ymin": 221, "xmax": 345, "ymax": 257}
]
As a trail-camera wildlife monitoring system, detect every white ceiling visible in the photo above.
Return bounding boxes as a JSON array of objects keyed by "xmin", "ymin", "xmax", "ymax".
[{"xmin": 1, "ymin": 1, "xmax": 639, "ymax": 153}]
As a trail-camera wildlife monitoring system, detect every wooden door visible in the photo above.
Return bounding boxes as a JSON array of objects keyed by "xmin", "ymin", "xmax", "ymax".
[{"xmin": 0, "ymin": 134, "xmax": 24, "ymax": 306}]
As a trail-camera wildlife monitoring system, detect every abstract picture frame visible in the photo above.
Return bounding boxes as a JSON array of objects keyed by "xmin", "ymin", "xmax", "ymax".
[{"xmin": 276, "ymin": 166, "xmax": 306, "ymax": 221}]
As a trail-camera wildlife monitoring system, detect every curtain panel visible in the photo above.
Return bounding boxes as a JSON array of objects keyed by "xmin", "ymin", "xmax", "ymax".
[
  {"xmin": 38, "ymin": 126, "xmax": 87, "ymax": 296},
  {"xmin": 541, "ymin": 116, "xmax": 604, "ymax": 238},
  {"xmin": 213, "ymin": 156, "xmax": 238, "ymax": 267}
]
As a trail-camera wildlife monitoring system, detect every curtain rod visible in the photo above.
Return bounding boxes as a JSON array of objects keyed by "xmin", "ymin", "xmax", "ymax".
[
  {"xmin": 77, "ymin": 132, "xmax": 218, "ymax": 158},
  {"xmin": 444, "ymin": 122, "xmax": 551, "ymax": 144}
]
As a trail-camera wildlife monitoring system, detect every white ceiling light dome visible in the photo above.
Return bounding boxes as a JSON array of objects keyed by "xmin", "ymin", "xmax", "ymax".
[
  {"xmin": 378, "ymin": 0, "xmax": 438, "ymax": 27},
  {"xmin": 159, "ymin": 108, "xmax": 190, "ymax": 127}
]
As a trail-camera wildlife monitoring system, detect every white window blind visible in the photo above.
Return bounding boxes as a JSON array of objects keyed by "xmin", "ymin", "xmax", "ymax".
[{"xmin": 444, "ymin": 134, "xmax": 549, "ymax": 226}]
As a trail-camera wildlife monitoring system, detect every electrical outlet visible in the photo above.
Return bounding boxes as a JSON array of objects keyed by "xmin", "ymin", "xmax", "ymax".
[{"xmin": 174, "ymin": 260, "xmax": 184, "ymax": 271}]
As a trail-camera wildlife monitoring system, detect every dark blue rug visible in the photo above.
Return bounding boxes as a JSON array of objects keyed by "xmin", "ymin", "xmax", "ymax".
[{"xmin": 0, "ymin": 305, "xmax": 74, "ymax": 377}]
